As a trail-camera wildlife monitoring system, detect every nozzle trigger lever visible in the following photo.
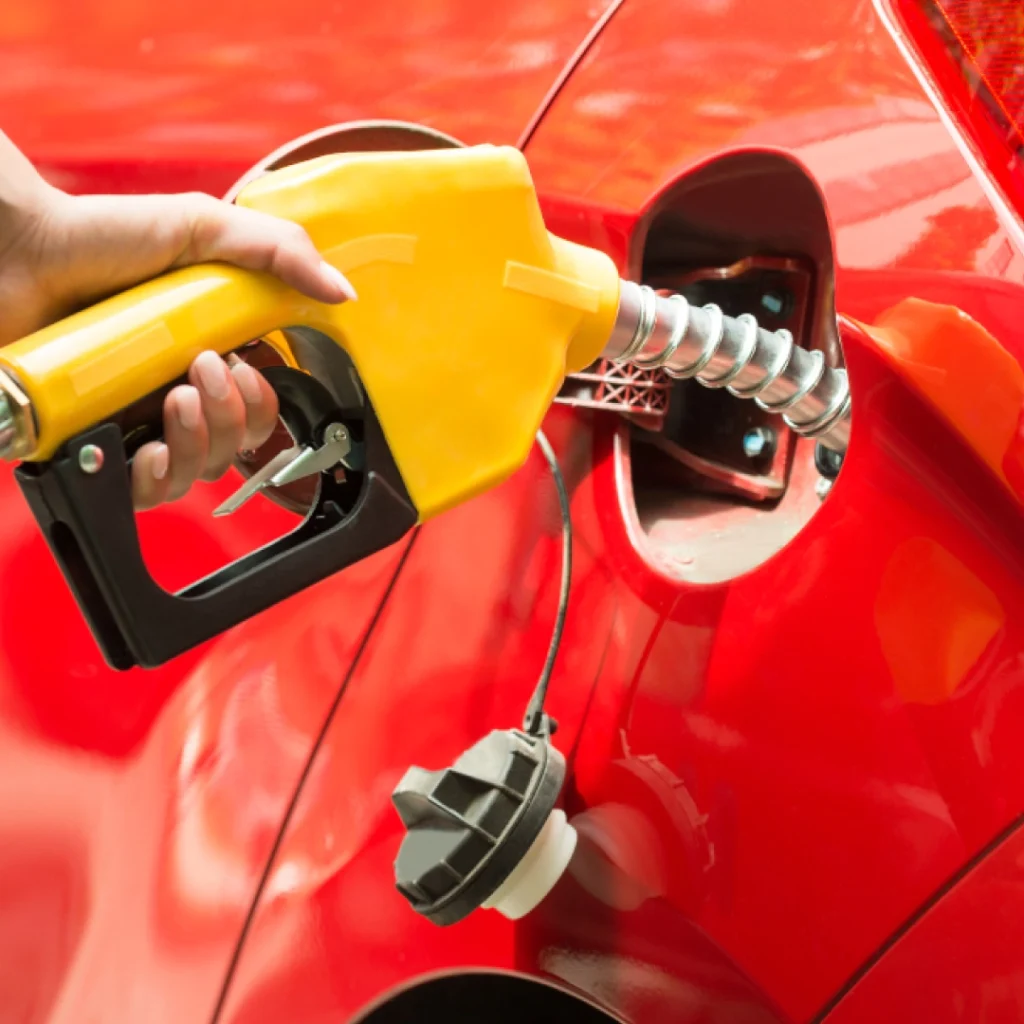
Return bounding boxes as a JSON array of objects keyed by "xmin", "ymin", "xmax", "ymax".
[{"xmin": 214, "ymin": 421, "xmax": 359, "ymax": 517}]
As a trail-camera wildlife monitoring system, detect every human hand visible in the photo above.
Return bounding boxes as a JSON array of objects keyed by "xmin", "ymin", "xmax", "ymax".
[{"xmin": 0, "ymin": 130, "xmax": 356, "ymax": 509}]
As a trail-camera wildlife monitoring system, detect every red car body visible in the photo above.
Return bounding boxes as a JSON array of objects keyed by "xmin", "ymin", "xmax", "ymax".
[{"xmin": 2, "ymin": 0, "xmax": 1024, "ymax": 1021}]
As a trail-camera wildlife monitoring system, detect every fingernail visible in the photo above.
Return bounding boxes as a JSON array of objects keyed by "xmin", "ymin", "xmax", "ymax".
[
  {"xmin": 231, "ymin": 360, "xmax": 263, "ymax": 405},
  {"xmin": 319, "ymin": 261, "xmax": 358, "ymax": 302},
  {"xmin": 194, "ymin": 351, "xmax": 231, "ymax": 400},
  {"xmin": 152, "ymin": 443, "xmax": 169, "ymax": 481},
  {"xmin": 176, "ymin": 388, "xmax": 202, "ymax": 430}
]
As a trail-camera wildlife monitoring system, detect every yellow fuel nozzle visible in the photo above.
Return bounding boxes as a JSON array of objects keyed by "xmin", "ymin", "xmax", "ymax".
[
  {"xmin": 0, "ymin": 144, "xmax": 622, "ymax": 521},
  {"xmin": 0, "ymin": 141, "xmax": 851, "ymax": 670}
]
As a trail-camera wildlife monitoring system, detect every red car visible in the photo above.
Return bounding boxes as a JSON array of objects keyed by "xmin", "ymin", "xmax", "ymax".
[{"xmin": 1, "ymin": 0, "xmax": 1023, "ymax": 1021}]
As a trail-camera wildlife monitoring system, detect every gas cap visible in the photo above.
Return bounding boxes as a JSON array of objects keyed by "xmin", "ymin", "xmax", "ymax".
[{"xmin": 391, "ymin": 728, "xmax": 576, "ymax": 925}]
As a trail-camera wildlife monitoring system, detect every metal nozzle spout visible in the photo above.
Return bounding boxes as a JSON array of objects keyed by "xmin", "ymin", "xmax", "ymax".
[
  {"xmin": 0, "ymin": 395, "xmax": 15, "ymax": 454},
  {"xmin": 604, "ymin": 280, "xmax": 850, "ymax": 453},
  {"xmin": 0, "ymin": 369, "xmax": 38, "ymax": 462}
]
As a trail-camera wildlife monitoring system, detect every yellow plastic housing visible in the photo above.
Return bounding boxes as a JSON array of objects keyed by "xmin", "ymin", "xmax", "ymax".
[{"xmin": 0, "ymin": 145, "xmax": 620, "ymax": 520}]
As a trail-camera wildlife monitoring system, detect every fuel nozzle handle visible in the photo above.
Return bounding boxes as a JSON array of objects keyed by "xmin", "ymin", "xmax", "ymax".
[{"xmin": 606, "ymin": 280, "xmax": 851, "ymax": 453}]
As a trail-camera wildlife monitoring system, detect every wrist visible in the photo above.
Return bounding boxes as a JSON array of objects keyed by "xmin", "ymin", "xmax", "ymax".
[{"xmin": 0, "ymin": 132, "xmax": 64, "ymax": 264}]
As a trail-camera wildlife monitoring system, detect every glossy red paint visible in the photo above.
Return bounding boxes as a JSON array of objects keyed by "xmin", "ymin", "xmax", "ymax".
[
  {"xmin": 0, "ymin": 0, "xmax": 616, "ymax": 194},
  {"xmin": 0, "ymin": 455, "xmax": 412, "ymax": 1022},
  {"xmin": 822, "ymin": 816, "xmax": 1024, "ymax": 1023},
  {"xmin": 209, "ymin": 322, "xmax": 1024, "ymax": 1023},
  {"xmin": 515, "ymin": 0, "xmax": 1024, "ymax": 1017},
  {"xmin": 215, "ymin": 405, "xmax": 712, "ymax": 1024},
  {"xmin": 581, "ymin": 330, "xmax": 1024, "ymax": 1023},
  {"xmin": 0, "ymin": 3, "xmax": 623, "ymax": 1020},
  {"xmin": 526, "ymin": 0, "xmax": 1024, "ymax": 284},
  {"xmin": 2, "ymin": 0, "xmax": 1024, "ymax": 1021},
  {"xmin": 217, "ymin": 1, "xmax": 1024, "ymax": 1021}
]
